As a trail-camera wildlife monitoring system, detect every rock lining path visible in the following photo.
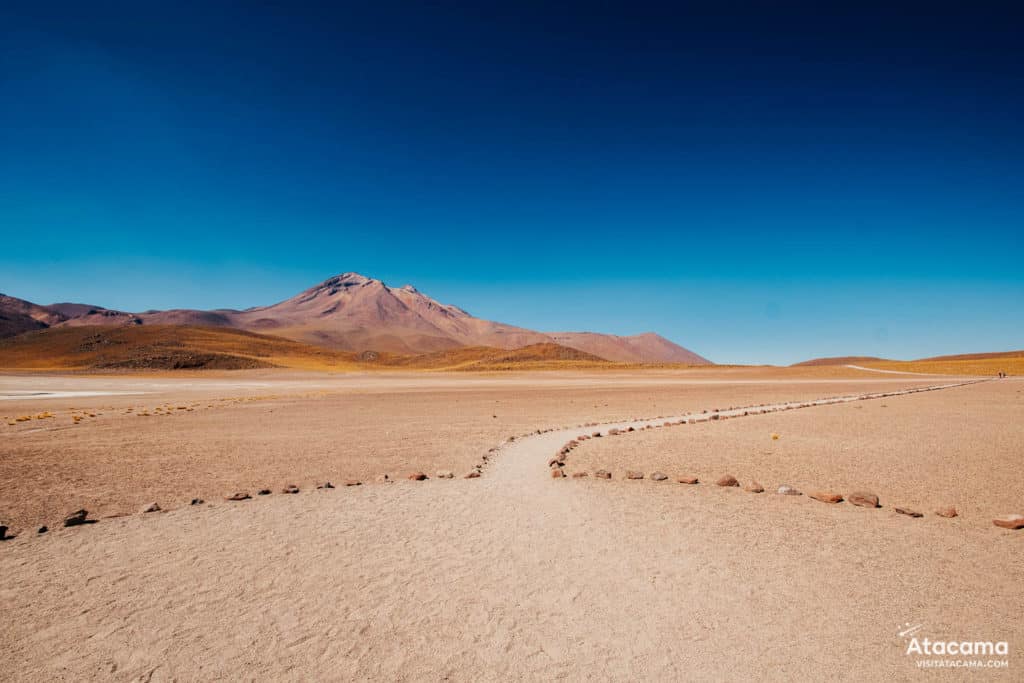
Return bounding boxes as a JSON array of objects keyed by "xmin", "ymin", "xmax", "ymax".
[{"xmin": 2, "ymin": 376, "xmax": 1018, "ymax": 682}]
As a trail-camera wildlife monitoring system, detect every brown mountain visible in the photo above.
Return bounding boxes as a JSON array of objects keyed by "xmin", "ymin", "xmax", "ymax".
[
  {"xmin": 0, "ymin": 273, "xmax": 711, "ymax": 364},
  {"xmin": 0, "ymin": 294, "xmax": 55, "ymax": 337}
]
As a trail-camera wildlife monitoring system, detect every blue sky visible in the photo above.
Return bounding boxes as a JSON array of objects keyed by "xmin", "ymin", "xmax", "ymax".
[{"xmin": 2, "ymin": 2, "xmax": 1022, "ymax": 364}]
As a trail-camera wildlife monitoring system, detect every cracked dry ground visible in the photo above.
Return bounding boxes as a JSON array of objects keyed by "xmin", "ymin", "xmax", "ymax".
[{"xmin": 1, "ymin": 373, "xmax": 1021, "ymax": 680}]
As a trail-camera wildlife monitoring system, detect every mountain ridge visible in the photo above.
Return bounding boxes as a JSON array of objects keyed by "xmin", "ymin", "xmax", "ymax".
[{"xmin": 0, "ymin": 273, "xmax": 711, "ymax": 364}]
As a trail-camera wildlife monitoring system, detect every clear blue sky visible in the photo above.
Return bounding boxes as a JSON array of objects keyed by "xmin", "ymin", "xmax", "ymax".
[{"xmin": 2, "ymin": 2, "xmax": 1022, "ymax": 364}]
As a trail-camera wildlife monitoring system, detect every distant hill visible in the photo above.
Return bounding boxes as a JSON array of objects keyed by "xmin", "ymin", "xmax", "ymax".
[
  {"xmin": 0, "ymin": 325, "xmax": 353, "ymax": 370},
  {"xmin": 0, "ymin": 294, "xmax": 140, "ymax": 338},
  {"xmin": 0, "ymin": 273, "xmax": 711, "ymax": 364},
  {"xmin": 0, "ymin": 326, "xmax": 623, "ymax": 372},
  {"xmin": 791, "ymin": 356, "xmax": 888, "ymax": 367},
  {"xmin": 794, "ymin": 350, "xmax": 1024, "ymax": 367},
  {"xmin": 793, "ymin": 350, "xmax": 1024, "ymax": 376},
  {"xmin": 917, "ymin": 350, "xmax": 1024, "ymax": 362}
]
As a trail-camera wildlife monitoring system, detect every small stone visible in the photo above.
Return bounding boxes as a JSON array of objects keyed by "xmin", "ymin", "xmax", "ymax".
[
  {"xmin": 464, "ymin": 471, "xmax": 481, "ymax": 478},
  {"xmin": 993, "ymin": 514, "xmax": 1024, "ymax": 530},
  {"xmin": 226, "ymin": 492, "xmax": 251, "ymax": 501},
  {"xmin": 190, "ymin": 498, "xmax": 204, "ymax": 505},
  {"xmin": 743, "ymin": 481, "xmax": 764, "ymax": 493},
  {"xmin": 317, "ymin": 482, "xmax": 335, "ymax": 489},
  {"xmin": 64, "ymin": 509, "xmax": 90, "ymax": 526},
  {"xmin": 809, "ymin": 491, "xmax": 844, "ymax": 504},
  {"xmin": 677, "ymin": 475, "xmax": 699, "ymax": 484},
  {"xmin": 37, "ymin": 525, "xmax": 47, "ymax": 534},
  {"xmin": 592, "ymin": 431, "xmax": 602, "ymax": 437},
  {"xmin": 777, "ymin": 485, "xmax": 802, "ymax": 496},
  {"xmin": 0, "ymin": 525, "xmax": 6, "ymax": 540},
  {"xmin": 650, "ymin": 472, "xmax": 668, "ymax": 481},
  {"xmin": 572, "ymin": 471, "xmax": 588, "ymax": 478},
  {"xmin": 894, "ymin": 506, "xmax": 923, "ymax": 518},
  {"xmin": 282, "ymin": 485, "xmax": 299, "ymax": 494},
  {"xmin": 408, "ymin": 472, "xmax": 428, "ymax": 481},
  {"xmin": 375, "ymin": 474, "xmax": 391, "ymax": 483},
  {"xmin": 935, "ymin": 506, "xmax": 958, "ymax": 518},
  {"xmin": 595, "ymin": 470, "xmax": 612, "ymax": 479},
  {"xmin": 344, "ymin": 479, "xmax": 362, "ymax": 486},
  {"xmin": 436, "ymin": 470, "xmax": 454, "ymax": 479},
  {"xmin": 551, "ymin": 468, "xmax": 565, "ymax": 478},
  {"xmin": 626, "ymin": 471, "xmax": 644, "ymax": 480},
  {"xmin": 715, "ymin": 475, "xmax": 739, "ymax": 487},
  {"xmin": 140, "ymin": 502, "xmax": 161, "ymax": 513},
  {"xmin": 257, "ymin": 489, "xmax": 271, "ymax": 496},
  {"xmin": 627, "ymin": 426, "xmax": 635, "ymax": 432},
  {"xmin": 848, "ymin": 491, "xmax": 879, "ymax": 508}
]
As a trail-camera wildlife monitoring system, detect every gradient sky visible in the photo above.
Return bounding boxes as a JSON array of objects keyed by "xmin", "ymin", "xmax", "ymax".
[{"xmin": 2, "ymin": 2, "xmax": 1022, "ymax": 364}]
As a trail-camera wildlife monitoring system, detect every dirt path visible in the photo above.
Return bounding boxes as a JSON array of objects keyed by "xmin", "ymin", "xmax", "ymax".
[{"xmin": 2, "ymin": 377, "xmax": 1018, "ymax": 681}]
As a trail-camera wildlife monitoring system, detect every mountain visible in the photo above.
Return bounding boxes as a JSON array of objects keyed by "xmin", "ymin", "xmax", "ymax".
[
  {"xmin": 0, "ymin": 294, "xmax": 54, "ymax": 337},
  {"xmin": 549, "ymin": 331, "xmax": 708, "ymax": 364},
  {"xmin": 0, "ymin": 273, "xmax": 711, "ymax": 364},
  {"xmin": 214, "ymin": 273, "xmax": 554, "ymax": 354}
]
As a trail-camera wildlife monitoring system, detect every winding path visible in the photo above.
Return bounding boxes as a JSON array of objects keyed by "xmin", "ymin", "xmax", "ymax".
[{"xmin": 1, "ymin": 376, "xmax": 1012, "ymax": 681}]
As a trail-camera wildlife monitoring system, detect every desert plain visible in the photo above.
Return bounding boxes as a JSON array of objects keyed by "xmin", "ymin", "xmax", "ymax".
[{"xmin": 0, "ymin": 365, "xmax": 1021, "ymax": 680}]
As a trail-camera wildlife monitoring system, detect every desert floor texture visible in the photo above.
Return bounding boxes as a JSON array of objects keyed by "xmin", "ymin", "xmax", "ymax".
[{"xmin": 0, "ymin": 368, "xmax": 1021, "ymax": 680}]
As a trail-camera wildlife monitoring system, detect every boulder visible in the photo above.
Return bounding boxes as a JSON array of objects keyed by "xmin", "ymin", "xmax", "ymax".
[
  {"xmin": 847, "ymin": 491, "xmax": 879, "ymax": 508},
  {"xmin": 743, "ymin": 481, "xmax": 764, "ymax": 493},
  {"xmin": 809, "ymin": 491, "xmax": 844, "ymax": 504},
  {"xmin": 190, "ymin": 498, "xmax": 204, "ymax": 505},
  {"xmin": 595, "ymin": 470, "xmax": 612, "ymax": 479},
  {"xmin": 282, "ymin": 485, "xmax": 300, "ymax": 494},
  {"xmin": 375, "ymin": 474, "xmax": 391, "ymax": 483},
  {"xmin": 777, "ymin": 485, "xmax": 802, "ymax": 496},
  {"xmin": 572, "ymin": 471, "xmax": 589, "ymax": 478},
  {"xmin": 993, "ymin": 514, "xmax": 1024, "ymax": 530},
  {"xmin": 626, "ymin": 471, "xmax": 644, "ymax": 480},
  {"xmin": 140, "ymin": 502, "xmax": 161, "ymax": 513},
  {"xmin": 650, "ymin": 472, "xmax": 668, "ymax": 481},
  {"xmin": 464, "ymin": 471, "xmax": 481, "ymax": 479},
  {"xmin": 64, "ymin": 509, "xmax": 91, "ymax": 525},
  {"xmin": 0, "ymin": 525, "xmax": 6, "ymax": 540},
  {"xmin": 226, "ymin": 492, "xmax": 251, "ymax": 501},
  {"xmin": 715, "ymin": 475, "xmax": 739, "ymax": 487},
  {"xmin": 344, "ymin": 479, "xmax": 362, "ymax": 486},
  {"xmin": 894, "ymin": 506, "xmax": 923, "ymax": 518},
  {"xmin": 407, "ymin": 472, "xmax": 428, "ymax": 481},
  {"xmin": 934, "ymin": 506, "xmax": 958, "ymax": 518},
  {"xmin": 37, "ymin": 525, "xmax": 47, "ymax": 534},
  {"xmin": 257, "ymin": 489, "xmax": 271, "ymax": 496},
  {"xmin": 551, "ymin": 468, "xmax": 565, "ymax": 478},
  {"xmin": 677, "ymin": 476, "xmax": 699, "ymax": 485},
  {"xmin": 436, "ymin": 470, "xmax": 454, "ymax": 479}
]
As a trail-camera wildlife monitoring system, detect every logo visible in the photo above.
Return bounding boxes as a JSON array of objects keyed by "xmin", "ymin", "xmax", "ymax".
[{"xmin": 899, "ymin": 623, "xmax": 1010, "ymax": 669}]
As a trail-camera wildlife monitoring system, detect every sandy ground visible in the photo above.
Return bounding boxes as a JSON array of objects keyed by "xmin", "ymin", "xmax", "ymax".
[
  {"xmin": 0, "ymin": 369, "xmax": 947, "ymax": 531},
  {"xmin": 0, "ymin": 370, "xmax": 1021, "ymax": 680},
  {"xmin": 567, "ymin": 378, "xmax": 1024, "ymax": 520}
]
